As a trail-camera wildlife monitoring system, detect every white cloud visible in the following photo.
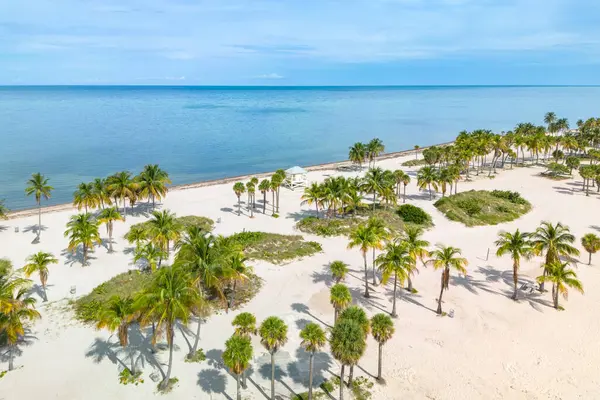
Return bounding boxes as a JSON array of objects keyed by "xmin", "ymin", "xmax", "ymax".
[{"xmin": 254, "ymin": 73, "xmax": 284, "ymax": 79}]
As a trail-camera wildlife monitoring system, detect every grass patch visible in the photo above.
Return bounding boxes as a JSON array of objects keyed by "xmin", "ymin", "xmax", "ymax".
[
  {"xmin": 128, "ymin": 215, "xmax": 214, "ymax": 238},
  {"xmin": 401, "ymin": 159, "xmax": 428, "ymax": 167},
  {"xmin": 225, "ymin": 232, "xmax": 322, "ymax": 264},
  {"xmin": 434, "ymin": 190, "xmax": 531, "ymax": 227},
  {"xmin": 157, "ymin": 378, "xmax": 179, "ymax": 394},
  {"xmin": 184, "ymin": 349, "xmax": 206, "ymax": 363},
  {"xmin": 396, "ymin": 204, "xmax": 433, "ymax": 227},
  {"xmin": 119, "ymin": 369, "xmax": 144, "ymax": 385}
]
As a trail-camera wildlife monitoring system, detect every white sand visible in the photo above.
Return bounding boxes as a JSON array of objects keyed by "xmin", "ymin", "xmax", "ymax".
[{"xmin": 1, "ymin": 154, "xmax": 599, "ymax": 400}]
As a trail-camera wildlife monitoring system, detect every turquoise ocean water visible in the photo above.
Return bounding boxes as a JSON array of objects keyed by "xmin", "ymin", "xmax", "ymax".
[{"xmin": 1, "ymin": 85, "xmax": 600, "ymax": 210}]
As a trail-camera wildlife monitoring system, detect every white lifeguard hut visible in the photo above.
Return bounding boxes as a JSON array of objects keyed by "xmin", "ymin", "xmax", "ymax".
[{"xmin": 284, "ymin": 166, "xmax": 307, "ymax": 191}]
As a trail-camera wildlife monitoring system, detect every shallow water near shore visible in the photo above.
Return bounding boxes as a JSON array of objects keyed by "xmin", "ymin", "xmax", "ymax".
[{"xmin": 2, "ymin": 85, "xmax": 600, "ymax": 210}]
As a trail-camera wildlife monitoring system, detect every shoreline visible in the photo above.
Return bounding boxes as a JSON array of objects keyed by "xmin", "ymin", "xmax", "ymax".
[{"xmin": 6, "ymin": 141, "xmax": 453, "ymax": 219}]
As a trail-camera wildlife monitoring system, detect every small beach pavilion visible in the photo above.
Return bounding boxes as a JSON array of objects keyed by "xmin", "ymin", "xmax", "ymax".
[{"xmin": 284, "ymin": 166, "xmax": 307, "ymax": 190}]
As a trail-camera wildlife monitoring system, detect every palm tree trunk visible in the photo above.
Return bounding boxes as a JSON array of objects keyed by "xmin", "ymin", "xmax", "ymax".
[
  {"xmin": 308, "ymin": 352, "xmax": 314, "ymax": 400},
  {"xmin": 407, "ymin": 275, "xmax": 413, "ymax": 292},
  {"xmin": 339, "ymin": 365, "xmax": 345, "ymax": 400},
  {"xmin": 189, "ymin": 315, "xmax": 202, "ymax": 357},
  {"xmin": 362, "ymin": 252, "xmax": 370, "ymax": 298},
  {"xmin": 334, "ymin": 308, "xmax": 338, "ymax": 323},
  {"xmin": 348, "ymin": 365, "xmax": 354, "ymax": 387},
  {"xmin": 8, "ymin": 344, "xmax": 14, "ymax": 370},
  {"xmin": 377, "ymin": 343, "xmax": 383, "ymax": 381},
  {"xmin": 539, "ymin": 268, "xmax": 546, "ymax": 292},
  {"xmin": 42, "ymin": 284, "xmax": 48, "ymax": 302},
  {"xmin": 161, "ymin": 328, "xmax": 175, "ymax": 390},
  {"xmin": 403, "ymin": 185, "xmax": 407, "ymax": 203},
  {"xmin": 276, "ymin": 188, "xmax": 280, "ymax": 213},
  {"xmin": 83, "ymin": 245, "xmax": 88, "ymax": 266},
  {"xmin": 437, "ymin": 276, "xmax": 445, "ymax": 315},
  {"xmin": 372, "ymin": 193, "xmax": 376, "ymax": 210},
  {"xmin": 554, "ymin": 284, "xmax": 559, "ymax": 309},
  {"xmin": 391, "ymin": 274, "xmax": 397, "ymax": 317},
  {"xmin": 589, "ymin": 252, "xmax": 592, "ymax": 265},
  {"xmin": 109, "ymin": 224, "xmax": 114, "ymax": 253},
  {"xmin": 315, "ymin": 203, "xmax": 319, "ymax": 218},
  {"xmin": 270, "ymin": 352, "xmax": 275, "ymax": 400},
  {"xmin": 428, "ymin": 183, "xmax": 432, "ymax": 200},
  {"xmin": 236, "ymin": 373, "xmax": 242, "ymax": 400},
  {"xmin": 371, "ymin": 248, "xmax": 377, "ymax": 286},
  {"xmin": 512, "ymin": 260, "xmax": 518, "ymax": 300},
  {"xmin": 263, "ymin": 192, "xmax": 267, "ymax": 214},
  {"xmin": 237, "ymin": 196, "xmax": 241, "ymax": 216},
  {"xmin": 271, "ymin": 191, "xmax": 275, "ymax": 215},
  {"xmin": 37, "ymin": 201, "xmax": 42, "ymax": 240},
  {"xmin": 230, "ymin": 280, "xmax": 238, "ymax": 310}
]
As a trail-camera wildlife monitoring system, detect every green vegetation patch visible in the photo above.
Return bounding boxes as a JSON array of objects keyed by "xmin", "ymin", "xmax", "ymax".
[
  {"xmin": 128, "ymin": 215, "xmax": 214, "ymax": 237},
  {"xmin": 434, "ymin": 190, "xmax": 531, "ymax": 227},
  {"xmin": 396, "ymin": 204, "xmax": 433, "ymax": 227},
  {"xmin": 226, "ymin": 231, "xmax": 322, "ymax": 264},
  {"xmin": 401, "ymin": 159, "xmax": 428, "ymax": 167}
]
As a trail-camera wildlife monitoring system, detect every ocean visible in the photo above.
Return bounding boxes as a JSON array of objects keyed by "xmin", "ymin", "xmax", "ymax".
[{"xmin": 1, "ymin": 85, "xmax": 600, "ymax": 211}]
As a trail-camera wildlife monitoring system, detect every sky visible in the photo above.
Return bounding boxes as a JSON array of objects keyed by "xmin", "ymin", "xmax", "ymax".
[{"xmin": 1, "ymin": 0, "xmax": 599, "ymax": 85}]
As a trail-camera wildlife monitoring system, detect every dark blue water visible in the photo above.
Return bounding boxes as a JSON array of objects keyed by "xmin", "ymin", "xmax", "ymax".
[{"xmin": 2, "ymin": 85, "xmax": 600, "ymax": 210}]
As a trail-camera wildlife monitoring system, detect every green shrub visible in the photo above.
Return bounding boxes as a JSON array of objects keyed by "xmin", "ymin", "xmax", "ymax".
[
  {"xmin": 490, "ymin": 190, "xmax": 528, "ymax": 205},
  {"xmin": 401, "ymin": 159, "xmax": 427, "ymax": 167},
  {"xmin": 456, "ymin": 198, "xmax": 482, "ymax": 216},
  {"xmin": 396, "ymin": 204, "xmax": 433, "ymax": 226}
]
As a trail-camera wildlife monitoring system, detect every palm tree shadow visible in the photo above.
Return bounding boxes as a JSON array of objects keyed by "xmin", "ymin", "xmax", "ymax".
[
  {"xmin": 258, "ymin": 357, "xmax": 298, "ymax": 398},
  {"xmin": 176, "ymin": 322, "xmax": 195, "ymax": 355},
  {"xmin": 311, "ymin": 264, "xmax": 335, "ymax": 286},
  {"xmin": 23, "ymin": 224, "xmax": 47, "ymax": 235},
  {"xmin": 26, "ymin": 283, "xmax": 53, "ymax": 301},
  {"xmin": 205, "ymin": 348, "xmax": 225, "ymax": 369},
  {"xmin": 286, "ymin": 346, "xmax": 334, "ymax": 389},
  {"xmin": 129, "ymin": 202, "xmax": 153, "ymax": 218},
  {"xmin": 291, "ymin": 303, "xmax": 331, "ymax": 328},
  {"xmin": 61, "ymin": 247, "xmax": 96, "ymax": 267},
  {"xmin": 197, "ymin": 369, "xmax": 232, "ymax": 400},
  {"xmin": 85, "ymin": 336, "xmax": 131, "ymax": 372},
  {"xmin": 0, "ymin": 329, "xmax": 37, "ymax": 367},
  {"xmin": 399, "ymin": 291, "xmax": 437, "ymax": 313},
  {"xmin": 0, "ymin": 225, "xmax": 8, "ymax": 232},
  {"xmin": 347, "ymin": 286, "xmax": 389, "ymax": 314},
  {"xmin": 220, "ymin": 207, "xmax": 238, "ymax": 216},
  {"xmin": 286, "ymin": 210, "xmax": 317, "ymax": 222}
]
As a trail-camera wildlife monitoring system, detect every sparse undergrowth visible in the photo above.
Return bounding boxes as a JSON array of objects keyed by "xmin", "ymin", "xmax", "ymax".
[
  {"xmin": 157, "ymin": 377, "xmax": 179, "ymax": 394},
  {"xmin": 128, "ymin": 215, "xmax": 214, "ymax": 237},
  {"xmin": 401, "ymin": 159, "xmax": 428, "ymax": 167},
  {"xmin": 225, "ymin": 231, "xmax": 322, "ymax": 264},
  {"xmin": 184, "ymin": 349, "xmax": 206, "ymax": 363},
  {"xmin": 119, "ymin": 369, "xmax": 144, "ymax": 385},
  {"xmin": 434, "ymin": 190, "xmax": 531, "ymax": 226}
]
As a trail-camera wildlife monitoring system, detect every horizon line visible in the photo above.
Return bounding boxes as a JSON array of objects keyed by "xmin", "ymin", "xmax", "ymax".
[{"xmin": 2, "ymin": 84, "xmax": 600, "ymax": 88}]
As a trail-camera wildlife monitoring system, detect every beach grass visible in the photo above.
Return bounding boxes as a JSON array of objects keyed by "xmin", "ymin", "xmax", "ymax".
[
  {"xmin": 128, "ymin": 215, "xmax": 214, "ymax": 236},
  {"xmin": 401, "ymin": 159, "xmax": 428, "ymax": 167},
  {"xmin": 434, "ymin": 190, "xmax": 531, "ymax": 227},
  {"xmin": 225, "ymin": 231, "xmax": 322, "ymax": 264}
]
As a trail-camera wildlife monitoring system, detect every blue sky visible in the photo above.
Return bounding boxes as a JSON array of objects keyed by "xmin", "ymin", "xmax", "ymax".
[{"xmin": 1, "ymin": 0, "xmax": 599, "ymax": 85}]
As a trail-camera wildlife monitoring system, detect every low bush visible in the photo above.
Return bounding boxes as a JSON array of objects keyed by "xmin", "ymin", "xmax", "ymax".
[
  {"xmin": 226, "ymin": 231, "xmax": 322, "ymax": 264},
  {"xmin": 490, "ymin": 190, "xmax": 529, "ymax": 205},
  {"xmin": 396, "ymin": 204, "xmax": 433, "ymax": 226},
  {"xmin": 401, "ymin": 159, "xmax": 428, "ymax": 167}
]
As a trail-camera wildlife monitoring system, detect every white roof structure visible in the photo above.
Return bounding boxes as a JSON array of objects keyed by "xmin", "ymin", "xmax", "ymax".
[
  {"xmin": 285, "ymin": 166, "xmax": 307, "ymax": 175},
  {"xmin": 284, "ymin": 166, "xmax": 307, "ymax": 190}
]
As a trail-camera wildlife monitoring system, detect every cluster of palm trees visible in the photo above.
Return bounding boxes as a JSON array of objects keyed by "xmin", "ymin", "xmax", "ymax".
[
  {"xmin": 348, "ymin": 138, "xmax": 385, "ymax": 170},
  {"xmin": 301, "ymin": 168, "xmax": 411, "ymax": 218},
  {"xmin": 495, "ymin": 221, "xmax": 586, "ymax": 308},
  {"xmin": 73, "ymin": 164, "xmax": 171, "ymax": 217},
  {"xmin": 232, "ymin": 170, "xmax": 286, "ymax": 218}
]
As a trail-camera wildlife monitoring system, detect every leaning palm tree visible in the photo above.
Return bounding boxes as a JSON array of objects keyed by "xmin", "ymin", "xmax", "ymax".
[
  {"xmin": 25, "ymin": 172, "xmax": 53, "ymax": 240},
  {"xmin": 259, "ymin": 316, "xmax": 288, "ymax": 400},
  {"xmin": 226, "ymin": 252, "xmax": 249, "ymax": 310},
  {"xmin": 402, "ymin": 226, "xmax": 430, "ymax": 292},
  {"xmin": 537, "ymin": 260, "xmax": 584, "ymax": 310},
  {"xmin": 258, "ymin": 179, "xmax": 271, "ymax": 214},
  {"xmin": 428, "ymin": 245, "xmax": 468, "ymax": 315},
  {"xmin": 96, "ymin": 295, "xmax": 136, "ymax": 372},
  {"xmin": 347, "ymin": 223, "xmax": 379, "ymax": 298},
  {"xmin": 417, "ymin": 166, "xmax": 438, "ymax": 200},
  {"xmin": 329, "ymin": 319, "xmax": 366, "ymax": 400},
  {"xmin": 366, "ymin": 138, "xmax": 385, "ymax": 167},
  {"xmin": 0, "ymin": 283, "xmax": 41, "ymax": 371},
  {"xmin": 495, "ymin": 229, "xmax": 533, "ymax": 300},
  {"xmin": 531, "ymin": 221, "xmax": 580, "ymax": 292},
  {"xmin": 97, "ymin": 206, "xmax": 124, "ymax": 253},
  {"xmin": 348, "ymin": 142, "xmax": 366, "ymax": 170},
  {"xmin": 370, "ymin": 313, "xmax": 395, "ymax": 382},
  {"xmin": 147, "ymin": 210, "xmax": 181, "ymax": 257},
  {"xmin": 329, "ymin": 260, "xmax": 349, "ymax": 283},
  {"xmin": 134, "ymin": 265, "xmax": 202, "ymax": 390},
  {"xmin": 301, "ymin": 182, "xmax": 323, "ymax": 218},
  {"xmin": 223, "ymin": 334, "xmax": 253, "ymax": 400},
  {"xmin": 137, "ymin": 164, "xmax": 171, "ymax": 209},
  {"xmin": 107, "ymin": 171, "xmax": 137, "ymax": 218},
  {"xmin": 581, "ymin": 233, "xmax": 600, "ymax": 265},
  {"xmin": 22, "ymin": 251, "xmax": 58, "ymax": 302},
  {"xmin": 233, "ymin": 182, "xmax": 246, "ymax": 216},
  {"xmin": 376, "ymin": 240, "xmax": 411, "ymax": 317},
  {"xmin": 73, "ymin": 182, "xmax": 98, "ymax": 213},
  {"xmin": 299, "ymin": 322, "xmax": 327, "ymax": 400},
  {"xmin": 246, "ymin": 182, "xmax": 256, "ymax": 218},
  {"xmin": 64, "ymin": 213, "xmax": 101, "ymax": 266},
  {"xmin": 330, "ymin": 283, "xmax": 352, "ymax": 322}
]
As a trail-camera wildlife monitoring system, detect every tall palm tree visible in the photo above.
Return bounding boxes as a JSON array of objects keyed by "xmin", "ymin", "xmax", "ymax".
[
  {"xmin": 370, "ymin": 313, "xmax": 394, "ymax": 382},
  {"xmin": 329, "ymin": 319, "xmax": 366, "ymax": 400},
  {"xmin": 96, "ymin": 295, "xmax": 136, "ymax": 372},
  {"xmin": 581, "ymin": 233, "xmax": 600, "ymax": 265},
  {"xmin": 223, "ymin": 335, "xmax": 253, "ymax": 400},
  {"xmin": 133, "ymin": 242, "xmax": 166, "ymax": 272},
  {"xmin": 537, "ymin": 260, "xmax": 583, "ymax": 309},
  {"xmin": 271, "ymin": 174, "xmax": 284, "ymax": 214},
  {"xmin": 0, "ymin": 283, "xmax": 41, "ymax": 371},
  {"xmin": 299, "ymin": 322, "xmax": 327, "ymax": 400},
  {"xmin": 25, "ymin": 172, "xmax": 53, "ymax": 240},
  {"xmin": 337, "ymin": 305, "xmax": 370, "ymax": 387},
  {"xmin": 92, "ymin": 178, "xmax": 111, "ymax": 209},
  {"xmin": 246, "ymin": 182, "xmax": 256, "ymax": 218},
  {"xmin": 134, "ymin": 265, "xmax": 202, "ymax": 390},
  {"xmin": 258, "ymin": 179, "xmax": 271, "ymax": 214},
  {"xmin": 147, "ymin": 210, "xmax": 181, "ymax": 257},
  {"xmin": 22, "ymin": 251, "xmax": 58, "ymax": 302},
  {"xmin": 226, "ymin": 252, "xmax": 249, "ymax": 310},
  {"xmin": 376, "ymin": 240, "xmax": 411, "ymax": 317},
  {"xmin": 330, "ymin": 283, "xmax": 352, "ymax": 322},
  {"xmin": 402, "ymin": 226, "xmax": 430, "ymax": 292},
  {"xmin": 98, "ymin": 207, "xmax": 124, "ymax": 253},
  {"xmin": 348, "ymin": 223, "xmax": 379, "ymax": 298},
  {"xmin": 124, "ymin": 224, "xmax": 148, "ymax": 247},
  {"xmin": 301, "ymin": 183, "xmax": 323, "ymax": 218},
  {"xmin": 495, "ymin": 229, "xmax": 533, "ymax": 300},
  {"xmin": 329, "ymin": 260, "xmax": 349, "ymax": 283},
  {"xmin": 107, "ymin": 171, "xmax": 136, "ymax": 218},
  {"xmin": 531, "ymin": 221, "xmax": 579, "ymax": 292},
  {"xmin": 64, "ymin": 213, "xmax": 101, "ymax": 266},
  {"xmin": 417, "ymin": 166, "xmax": 438, "ymax": 200},
  {"xmin": 362, "ymin": 167, "xmax": 385, "ymax": 209},
  {"xmin": 428, "ymin": 245, "xmax": 468, "ymax": 315},
  {"xmin": 73, "ymin": 182, "xmax": 98, "ymax": 213},
  {"xmin": 233, "ymin": 182, "xmax": 245, "ymax": 216},
  {"xmin": 259, "ymin": 316, "xmax": 288, "ymax": 400},
  {"xmin": 137, "ymin": 164, "xmax": 171, "ymax": 209},
  {"xmin": 367, "ymin": 138, "xmax": 385, "ymax": 167},
  {"xmin": 366, "ymin": 217, "xmax": 389, "ymax": 286},
  {"xmin": 348, "ymin": 142, "xmax": 367, "ymax": 170},
  {"xmin": 231, "ymin": 311, "xmax": 256, "ymax": 388}
]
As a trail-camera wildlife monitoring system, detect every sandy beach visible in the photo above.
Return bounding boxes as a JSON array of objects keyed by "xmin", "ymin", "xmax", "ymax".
[{"xmin": 1, "ymin": 151, "xmax": 599, "ymax": 400}]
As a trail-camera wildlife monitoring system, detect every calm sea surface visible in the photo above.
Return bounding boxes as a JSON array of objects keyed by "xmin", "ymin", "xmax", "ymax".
[{"xmin": 1, "ymin": 85, "xmax": 600, "ymax": 210}]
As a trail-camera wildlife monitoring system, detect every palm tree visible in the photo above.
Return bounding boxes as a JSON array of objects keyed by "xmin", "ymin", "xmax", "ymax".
[
  {"xmin": 64, "ymin": 213, "xmax": 101, "ymax": 266},
  {"xmin": 98, "ymin": 207, "xmax": 124, "ymax": 253},
  {"xmin": 537, "ymin": 260, "xmax": 583, "ymax": 309},
  {"xmin": 92, "ymin": 178, "xmax": 111, "ymax": 209},
  {"xmin": 73, "ymin": 182, "xmax": 98, "ymax": 213},
  {"xmin": 348, "ymin": 142, "xmax": 366, "ymax": 170},
  {"xmin": 0, "ymin": 283, "xmax": 41, "ymax": 371},
  {"xmin": 428, "ymin": 245, "xmax": 468, "ymax": 315},
  {"xmin": 329, "ymin": 319, "xmax": 366, "ymax": 400},
  {"xmin": 366, "ymin": 217, "xmax": 388, "ymax": 286},
  {"xmin": 22, "ymin": 251, "xmax": 58, "ymax": 302},
  {"xmin": 370, "ymin": 313, "xmax": 394, "ymax": 382},
  {"xmin": 259, "ymin": 316, "xmax": 288, "ymax": 400},
  {"xmin": 301, "ymin": 183, "xmax": 323, "ymax": 217},
  {"xmin": 134, "ymin": 265, "xmax": 202, "ymax": 390},
  {"xmin": 337, "ymin": 305, "xmax": 370, "ymax": 387},
  {"xmin": 137, "ymin": 164, "xmax": 171, "ymax": 209},
  {"xmin": 579, "ymin": 165, "xmax": 596, "ymax": 196},
  {"xmin": 25, "ymin": 172, "xmax": 53, "ymax": 240},
  {"xmin": 147, "ymin": 210, "xmax": 181, "ymax": 257},
  {"xmin": 376, "ymin": 240, "xmax": 411, "ymax": 317},
  {"xmin": 107, "ymin": 171, "xmax": 136, "ymax": 218},
  {"xmin": 330, "ymin": 260, "xmax": 348, "ymax": 283},
  {"xmin": 362, "ymin": 167, "xmax": 385, "ymax": 209},
  {"xmin": 226, "ymin": 252, "xmax": 249, "ymax": 309},
  {"xmin": 330, "ymin": 283, "xmax": 352, "ymax": 322},
  {"xmin": 367, "ymin": 138, "xmax": 385, "ymax": 167},
  {"xmin": 133, "ymin": 242, "xmax": 166, "ymax": 272},
  {"xmin": 233, "ymin": 182, "xmax": 245, "ymax": 216},
  {"xmin": 223, "ymin": 335, "xmax": 253, "ymax": 400},
  {"xmin": 299, "ymin": 322, "xmax": 327, "ymax": 400},
  {"xmin": 417, "ymin": 166, "xmax": 438, "ymax": 200},
  {"xmin": 258, "ymin": 179, "xmax": 271, "ymax": 214},
  {"xmin": 402, "ymin": 226, "xmax": 430, "ymax": 292},
  {"xmin": 414, "ymin": 145, "xmax": 420, "ymax": 159},
  {"xmin": 348, "ymin": 223, "xmax": 379, "ymax": 298},
  {"xmin": 246, "ymin": 182, "xmax": 256, "ymax": 218},
  {"xmin": 531, "ymin": 221, "xmax": 580, "ymax": 292},
  {"xmin": 0, "ymin": 200, "xmax": 8, "ymax": 219},
  {"xmin": 581, "ymin": 233, "xmax": 600, "ymax": 265},
  {"xmin": 96, "ymin": 295, "xmax": 136, "ymax": 371},
  {"xmin": 495, "ymin": 229, "xmax": 533, "ymax": 300},
  {"xmin": 271, "ymin": 174, "xmax": 284, "ymax": 214},
  {"xmin": 232, "ymin": 312, "xmax": 257, "ymax": 338},
  {"xmin": 124, "ymin": 224, "xmax": 148, "ymax": 247}
]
